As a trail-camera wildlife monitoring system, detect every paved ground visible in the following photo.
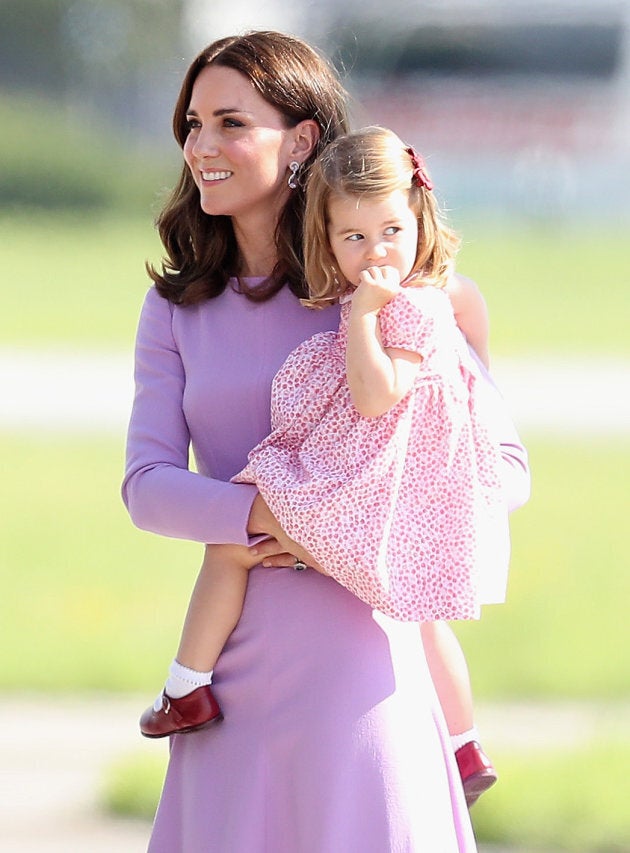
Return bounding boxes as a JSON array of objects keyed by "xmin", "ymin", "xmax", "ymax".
[
  {"xmin": 2, "ymin": 347, "xmax": 630, "ymax": 436},
  {"xmin": 3, "ymin": 694, "xmax": 629, "ymax": 852},
  {"xmin": 0, "ymin": 695, "xmax": 153, "ymax": 852}
]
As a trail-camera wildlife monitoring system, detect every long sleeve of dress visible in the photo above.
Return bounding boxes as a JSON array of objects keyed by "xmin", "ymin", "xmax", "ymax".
[{"xmin": 121, "ymin": 288, "xmax": 258, "ymax": 545}]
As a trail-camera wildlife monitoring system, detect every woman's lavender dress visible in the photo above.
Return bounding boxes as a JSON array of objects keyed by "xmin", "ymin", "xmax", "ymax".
[{"xmin": 122, "ymin": 281, "xmax": 498, "ymax": 852}]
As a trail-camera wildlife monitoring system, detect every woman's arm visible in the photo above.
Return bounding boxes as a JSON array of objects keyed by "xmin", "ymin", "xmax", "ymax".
[{"xmin": 121, "ymin": 288, "xmax": 259, "ymax": 545}]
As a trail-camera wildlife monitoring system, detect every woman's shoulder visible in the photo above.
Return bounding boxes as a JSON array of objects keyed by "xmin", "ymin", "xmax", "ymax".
[
  {"xmin": 142, "ymin": 284, "xmax": 176, "ymax": 315},
  {"xmin": 137, "ymin": 284, "xmax": 176, "ymax": 325}
]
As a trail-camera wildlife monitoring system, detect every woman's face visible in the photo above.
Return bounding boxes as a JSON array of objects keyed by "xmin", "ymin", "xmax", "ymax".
[{"xmin": 183, "ymin": 64, "xmax": 298, "ymax": 224}]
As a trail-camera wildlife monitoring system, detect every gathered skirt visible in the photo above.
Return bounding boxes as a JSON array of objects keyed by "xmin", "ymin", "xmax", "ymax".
[{"xmin": 148, "ymin": 566, "xmax": 477, "ymax": 853}]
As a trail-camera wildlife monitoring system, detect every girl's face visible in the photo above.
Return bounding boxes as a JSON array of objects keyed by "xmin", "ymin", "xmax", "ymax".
[
  {"xmin": 326, "ymin": 189, "xmax": 419, "ymax": 288},
  {"xmin": 183, "ymin": 65, "xmax": 299, "ymax": 225}
]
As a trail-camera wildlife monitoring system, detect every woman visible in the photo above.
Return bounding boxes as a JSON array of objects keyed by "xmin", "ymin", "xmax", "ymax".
[{"xmin": 123, "ymin": 30, "xmax": 525, "ymax": 852}]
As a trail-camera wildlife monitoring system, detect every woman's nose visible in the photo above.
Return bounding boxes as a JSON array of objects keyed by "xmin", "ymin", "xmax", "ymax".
[{"xmin": 191, "ymin": 128, "xmax": 220, "ymax": 159}]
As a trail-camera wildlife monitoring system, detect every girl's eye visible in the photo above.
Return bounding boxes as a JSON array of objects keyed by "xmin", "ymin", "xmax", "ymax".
[
  {"xmin": 384, "ymin": 226, "xmax": 401, "ymax": 236},
  {"xmin": 347, "ymin": 233, "xmax": 364, "ymax": 242}
]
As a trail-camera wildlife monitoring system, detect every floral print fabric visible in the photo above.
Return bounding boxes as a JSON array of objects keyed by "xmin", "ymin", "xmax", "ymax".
[{"xmin": 234, "ymin": 287, "xmax": 509, "ymax": 621}]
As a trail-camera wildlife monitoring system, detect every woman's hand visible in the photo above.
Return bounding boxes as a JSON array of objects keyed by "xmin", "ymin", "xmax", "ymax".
[{"xmin": 251, "ymin": 534, "xmax": 328, "ymax": 575}]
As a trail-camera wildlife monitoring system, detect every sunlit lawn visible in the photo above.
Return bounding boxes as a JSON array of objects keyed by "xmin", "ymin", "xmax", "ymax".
[
  {"xmin": 0, "ymin": 213, "xmax": 162, "ymax": 348},
  {"xmin": 1, "ymin": 432, "xmax": 628, "ymax": 699},
  {"xmin": 453, "ymin": 435, "xmax": 630, "ymax": 700},
  {"xmin": 2, "ymin": 214, "xmax": 629, "ymax": 695},
  {"xmin": 0, "ymin": 435, "xmax": 198, "ymax": 692},
  {"xmin": 101, "ymin": 739, "xmax": 630, "ymax": 850},
  {"xmin": 3, "ymin": 214, "xmax": 628, "ymax": 849},
  {"xmin": 1, "ymin": 213, "xmax": 629, "ymax": 356},
  {"xmin": 457, "ymin": 218, "xmax": 630, "ymax": 357}
]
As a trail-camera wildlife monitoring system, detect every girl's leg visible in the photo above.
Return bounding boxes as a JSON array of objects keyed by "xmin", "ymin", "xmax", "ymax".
[
  {"xmin": 175, "ymin": 543, "xmax": 249, "ymax": 673},
  {"xmin": 421, "ymin": 621, "xmax": 474, "ymax": 735},
  {"xmin": 420, "ymin": 621, "xmax": 497, "ymax": 806},
  {"xmin": 140, "ymin": 544, "xmax": 250, "ymax": 738}
]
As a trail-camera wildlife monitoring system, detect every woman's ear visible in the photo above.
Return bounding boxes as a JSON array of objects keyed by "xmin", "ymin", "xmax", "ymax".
[{"xmin": 291, "ymin": 119, "xmax": 321, "ymax": 163}]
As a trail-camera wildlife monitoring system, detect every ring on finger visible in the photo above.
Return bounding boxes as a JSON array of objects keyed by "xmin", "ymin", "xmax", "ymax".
[{"xmin": 293, "ymin": 558, "xmax": 307, "ymax": 572}]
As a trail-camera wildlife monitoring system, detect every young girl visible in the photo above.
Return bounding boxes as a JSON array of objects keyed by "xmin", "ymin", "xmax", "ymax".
[{"xmin": 140, "ymin": 126, "xmax": 511, "ymax": 798}]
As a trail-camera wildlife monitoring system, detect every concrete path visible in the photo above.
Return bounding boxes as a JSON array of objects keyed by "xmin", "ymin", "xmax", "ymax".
[
  {"xmin": 2, "ymin": 693, "xmax": 629, "ymax": 852},
  {"xmin": 1, "ymin": 695, "xmax": 153, "ymax": 852},
  {"xmin": 1, "ymin": 347, "xmax": 630, "ymax": 436}
]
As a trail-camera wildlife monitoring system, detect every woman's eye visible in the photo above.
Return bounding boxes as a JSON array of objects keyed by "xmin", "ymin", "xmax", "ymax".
[
  {"xmin": 223, "ymin": 117, "xmax": 244, "ymax": 128},
  {"xmin": 185, "ymin": 118, "xmax": 200, "ymax": 132}
]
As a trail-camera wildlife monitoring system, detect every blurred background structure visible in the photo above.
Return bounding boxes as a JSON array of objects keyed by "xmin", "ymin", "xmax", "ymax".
[
  {"xmin": 2, "ymin": 2, "xmax": 630, "ymax": 851},
  {"xmin": 1, "ymin": 0, "xmax": 630, "ymax": 221}
]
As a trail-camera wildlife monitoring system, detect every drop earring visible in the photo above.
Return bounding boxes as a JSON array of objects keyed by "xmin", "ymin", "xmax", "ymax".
[{"xmin": 288, "ymin": 161, "xmax": 300, "ymax": 189}]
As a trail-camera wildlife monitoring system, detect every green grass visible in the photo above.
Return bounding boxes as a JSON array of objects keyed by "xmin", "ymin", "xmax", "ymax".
[
  {"xmin": 0, "ymin": 214, "xmax": 163, "ymax": 347},
  {"xmin": 102, "ymin": 740, "xmax": 630, "ymax": 850},
  {"xmin": 1, "ymin": 215, "xmax": 629, "ymax": 354},
  {"xmin": 471, "ymin": 741, "xmax": 630, "ymax": 851},
  {"xmin": 3, "ymin": 215, "xmax": 626, "ymax": 849},
  {"xmin": 0, "ymin": 435, "xmax": 199, "ymax": 691},
  {"xmin": 452, "ymin": 435, "xmax": 630, "ymax": 700},
  {"xmin": 102, "ymin": 751, "xmax": 167, "ymax": 823},
  {"xmin": 457, "ymin": 220, "xmax": 630, "ymax": 357},
  {"xmin": 0, "ymin": 92, "xmax": 173, "ymax": 213},
  {"xmin": 1, "ymin": 433, "xmax": 628, "ymax": 699}
]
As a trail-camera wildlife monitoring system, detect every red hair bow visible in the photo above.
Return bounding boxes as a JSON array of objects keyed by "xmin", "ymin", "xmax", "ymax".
[{"xmin": 406, "ymin": 147, "xmax": 433, "ymax": 191}]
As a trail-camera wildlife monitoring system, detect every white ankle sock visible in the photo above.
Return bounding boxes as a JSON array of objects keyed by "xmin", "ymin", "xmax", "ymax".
[
  {"xmin": 450, "ymin": 727, "xmax": 479, "ymax": 752},
  {"xmin": 164, "ymin": 659, "xmax": 214, "ymax": 699}
]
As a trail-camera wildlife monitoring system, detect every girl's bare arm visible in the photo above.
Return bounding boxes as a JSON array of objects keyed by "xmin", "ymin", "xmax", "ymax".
[{"xmin": 346, "ymin": 267, "xmax": 422, "ymax": 418}]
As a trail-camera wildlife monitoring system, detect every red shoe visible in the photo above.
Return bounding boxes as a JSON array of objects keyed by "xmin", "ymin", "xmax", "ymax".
[
  {"xmin": 455, "ymin": 740, "xmax": 498, "ymax": 807},
  {"xmin": 140, "ymin": 685, "xmax": 223, "ymax": 738}
]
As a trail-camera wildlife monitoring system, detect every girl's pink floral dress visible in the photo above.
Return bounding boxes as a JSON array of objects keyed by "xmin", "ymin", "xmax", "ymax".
[{"xmin": 234, "ymin": 285, "xmax": 509, "ymax": 621}]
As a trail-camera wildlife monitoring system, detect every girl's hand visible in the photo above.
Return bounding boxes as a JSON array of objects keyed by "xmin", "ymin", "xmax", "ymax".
[{"xmin": 353, "ymin": 265, "xmax": 402, "ymax": 314}]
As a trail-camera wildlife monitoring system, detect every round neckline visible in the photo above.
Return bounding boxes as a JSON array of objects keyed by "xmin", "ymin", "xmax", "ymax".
[{"xmin": 228, "ymin": 275, "xmax": 268, "ymax": 293}]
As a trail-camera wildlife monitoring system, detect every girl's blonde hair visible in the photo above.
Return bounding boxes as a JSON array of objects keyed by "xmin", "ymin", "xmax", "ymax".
[{"xmin": 303, "ymin": 126, "xmax": 460, "ymax": 308}]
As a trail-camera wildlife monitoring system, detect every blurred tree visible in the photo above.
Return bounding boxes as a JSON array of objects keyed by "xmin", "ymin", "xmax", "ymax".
[
  {"xmin": 0, "ymin": 0, "xmax": 67, "ymax": 93},
  {"xmin": 0, "ymin": 0, "xmax": 185, "ymax": 135},
  {"xmin": 0, "ymin": 0, "xmax": 185, "ymax": 210}
]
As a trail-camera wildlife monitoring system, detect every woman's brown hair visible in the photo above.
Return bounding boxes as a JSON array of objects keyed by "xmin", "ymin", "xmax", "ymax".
[
  {"xmin": 148, "ymin": 31, "xmax": 350, "ymax": 305},
  {"xmin": 303, "ymin": 126, "xmax": 460, "ymax": 309}
]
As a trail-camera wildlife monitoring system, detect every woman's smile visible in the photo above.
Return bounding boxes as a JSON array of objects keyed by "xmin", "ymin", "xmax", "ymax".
[{"xmin": 200, "ymin": 169, "xmax": 233, "ymax": 183}]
